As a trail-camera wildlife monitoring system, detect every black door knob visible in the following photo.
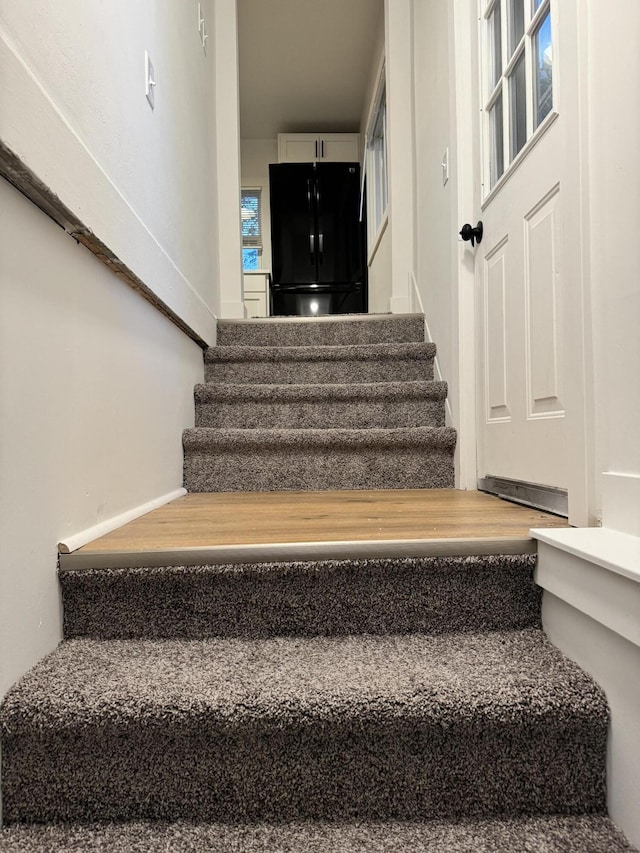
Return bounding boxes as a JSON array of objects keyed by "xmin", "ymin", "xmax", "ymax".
[{"xmin": 459, "ymin": 221, "xmax": 483, "ymax": 247}]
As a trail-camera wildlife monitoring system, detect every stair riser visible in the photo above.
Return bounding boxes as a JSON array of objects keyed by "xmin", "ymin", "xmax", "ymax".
[
  {"xmin": 2, "ymin": 718, "xmax": 606, "ymax": 823},
  {"xmin": 60, "ymin": 558, "xmax": 541, "ymax": 640},
  {"xmin": 204, "ymin": 357, "xmax": 434, "ymax": 385},
  {"xmin": 183, "ymin": 445, "xmax": 454, "ymax": 492},
  {"xmin": 195, "ymin": 398, "xmax": 445, "ymax": 429},
  {"xmin": 216, "ymin": 317, "xmax": 426, "ymax": 347}
]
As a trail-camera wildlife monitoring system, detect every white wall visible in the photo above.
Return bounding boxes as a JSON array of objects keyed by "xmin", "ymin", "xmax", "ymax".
[
  {"xmin": 367, "ymin": 223, "xmax": 392, "ymax": 314},
  {"xmin": 412, "ymin": 0, "xmax": 456, "ymax": 369},
  {"xmin": 213, "ymin": 0, "xmax": 245, "ymax": 319},
  {"xmin": 0, "ymin": 0, "xmax": 219, "ymax": 341},
  {"xmin": 411, "ymin": 0, "xmax": 479, "ymax": 487},
  {"xmin": 384, "ymin": 0, "xmax": 414, "ymax": 314},
  {"xmin": 0, "ymin": 0, "xmax": 223, "ymax": 698},
  {"xmin": 359, "ymin": 8, "xmax": 391, "ymax": 314},
  {"xmin": 0, "ymin": 179, "xmax": 203, "ymax": 698},
  {"xmin": 240, "ymin": 138, "xmax": 278, "ymax": 274}
]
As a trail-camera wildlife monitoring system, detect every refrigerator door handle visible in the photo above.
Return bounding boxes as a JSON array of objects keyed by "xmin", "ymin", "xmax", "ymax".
[
  {"xmin": 316, "ymin": 179, "xmax": 323, "ymax": 262},
  {"xmin": 307, "ymin": 178, "xmax": 316, "ymax": 264}
]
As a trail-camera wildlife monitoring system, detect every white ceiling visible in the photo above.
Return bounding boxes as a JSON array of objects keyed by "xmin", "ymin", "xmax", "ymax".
[{"xmin": 238, "ymin": 0, "xmax": 384, "ymax": 140}]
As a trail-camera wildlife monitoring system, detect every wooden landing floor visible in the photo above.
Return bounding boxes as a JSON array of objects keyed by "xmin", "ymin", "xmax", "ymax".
[{"xmin": 61, "ymin": 490, "xmax": 568, "ymax": 569}]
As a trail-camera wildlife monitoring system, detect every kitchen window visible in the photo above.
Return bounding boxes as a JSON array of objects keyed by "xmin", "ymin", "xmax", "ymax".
[{"xmin": 241, "ymin": 188, "xmax": 263, "ymax": 271}]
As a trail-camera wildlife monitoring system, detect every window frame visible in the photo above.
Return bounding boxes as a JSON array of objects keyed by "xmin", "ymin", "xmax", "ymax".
[
  {"xmin": 364, "ymin": 64, "xmax": 389, "ymax": 262},
  {"xmin": 240, "ymin": 186, "xmax": 263, "ymax": 272},
  {"xmin": 480, "ymin": 0, "xmax": 556, "ymax": 200}
]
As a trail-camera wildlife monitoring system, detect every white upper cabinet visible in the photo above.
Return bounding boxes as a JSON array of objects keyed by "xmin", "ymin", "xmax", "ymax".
[{"xmin": 278, "ymin": 133, "xmax": 360, "ymax": 163}]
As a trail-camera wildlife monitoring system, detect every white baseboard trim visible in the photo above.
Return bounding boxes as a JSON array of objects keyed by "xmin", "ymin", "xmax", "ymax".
[
  {"xmin": 58, "ymin": 489, "xmax": 187, "ymax": 555},
  {"xmin": 532, "ymin": 527, "xmax": 640, "ymax": 647},
  {"xmin": 423, "ymin": 313, "xmax": 454, "ymax": 426},
  {"xmin": 409, "ymin": 272, "xmax": 425, "ymax": 316},
  {"xmin": 602, "ymin": 472, "xmax": 640, "ymax": 537}
]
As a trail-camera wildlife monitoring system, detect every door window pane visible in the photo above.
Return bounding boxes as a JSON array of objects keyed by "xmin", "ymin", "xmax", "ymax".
[
  {"xmin": 366, "ymin": 84, "xmax": 388, "ymax": 239},
  {"xmin": 510, "ymin": 52, "xmax": 527, "ymax": 158},
  {"xmin": 489, "ymin": 4, "xmax": 502, "ymax": 90},
  {"xmin": 508, "ymin": 0, "xmax": 525, "ymax": 56},
  {"xmin": 534, "ymin": 12, "xmax": 553, "ymax": 126},
  {"xmin": 490, "ymin": 96, "xmax": 504, "ymax": 187}
]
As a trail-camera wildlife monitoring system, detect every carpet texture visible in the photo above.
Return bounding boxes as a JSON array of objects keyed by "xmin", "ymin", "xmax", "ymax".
[
  {"xmin": 194, "ymin": 380, "xmax": 447, "ymax": 429},
  {"xmin": 0, "ymin": 630, "xmax": 608, "ymax": 823},
  {"xmin": 203, "ymin": 341, "xmax": 436, "ymax": 385},
  {"xmin": 0, "ymin": 816, "xmax": 636, "ymax": 852},
  {"xmin": 183, "ymin": 426, "xmax": 456, "ymax": 491},
  {"xmin": 216, "ymin": 313, "xmax": 426, "ymax": 347},
  {"xmin": 187, "ymin": 315, "xmax": 452, "ymax": 492},
  {"xmin": 1, "ymin": 315, "xmax": 635, "ymax": 850},
  {"xmin": 59, "ymin": 554, "xmax": 541, "ymax": 640}
]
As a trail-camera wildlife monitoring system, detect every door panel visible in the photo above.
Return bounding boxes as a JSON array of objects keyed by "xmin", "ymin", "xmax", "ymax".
[
  {"xmin": 478, "ymin": 129, "xmax": 567, "ymax": 487},
  {"xmin": 269, "ymin": 164, "xmax": 316, "ymax": 285},
  {"xmin": 524, "ymin": 185, "xmax": 563, "ymax": 418},
  {"xmin": 315, "ymin": 163, "xmax": 362, "ymax": 285},
  {"xmin": 484, "ymin": 237, "xmax": 510, "ymax": 422},
  {"xmin": 476, "ymin": 0, "xmax": 572, "ymax": 490}
]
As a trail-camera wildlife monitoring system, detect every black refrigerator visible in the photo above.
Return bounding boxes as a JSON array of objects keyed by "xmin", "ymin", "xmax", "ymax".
[{"xmin": 269, "ymin": 162, "xmax": 367, "ymax": 316}]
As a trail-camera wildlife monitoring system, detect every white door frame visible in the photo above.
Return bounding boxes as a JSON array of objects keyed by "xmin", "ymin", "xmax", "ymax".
[{"xmin": 450, "ymin": 0, "xmax": 481, "ymax": 492}]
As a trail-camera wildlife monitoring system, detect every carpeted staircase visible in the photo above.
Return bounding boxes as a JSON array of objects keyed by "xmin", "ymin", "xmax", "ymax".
[
  {"xmin": 183, "ymin": 315, "xmax": 456, "ymax": 492},
  {"xmin": 0, "ymin": 314, "xmax": 636, "ymax": 851},
  {"xmin": 0, "ymin": 553, "xmax": 635, "ymax": 850}
]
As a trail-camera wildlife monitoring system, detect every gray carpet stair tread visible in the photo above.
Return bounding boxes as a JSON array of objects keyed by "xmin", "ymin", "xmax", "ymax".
[
  {"xmin": 2, "ymin": 630, "xmax": 606, "ymax": 731},
  {"xmin": 59, "ymin": 555, "xmax": 542, "ymax": 640},
  {"xmin": 204, "ymin": 341, "xmax": 436, "ymax": 364},
  {"xmin": 183, "ymin": 427, "xmax": 456, "ymax": 490},
  {"xmin": 194, "ymin": 381, "xmax": 447, "ymax": 428},
  {"xmin": 0, "ymin": 638, "xmax": 608, "ymax": 822},
  {"xmin": 216, "ymin": 313, "xmax": 426, "ymax": 347},
  {"xmin": 183, "ymin": 425, "xmax": 457, "ymax": 450},
  {"xmin": 1, "ymin": 816, "xmax": 636, "ymax": 852},
  {"xmin": 203, "ymin": 342, "xmax": 436, "ymax": 385},
  {"xmin": 194, "ymin": 380, "xmax": 447, "ymax": 403}
]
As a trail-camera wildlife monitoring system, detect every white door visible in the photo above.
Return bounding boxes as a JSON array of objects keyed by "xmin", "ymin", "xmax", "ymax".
[{"xmin": 474, "ymin": 0, "xmax": 579, "ymax": 495}]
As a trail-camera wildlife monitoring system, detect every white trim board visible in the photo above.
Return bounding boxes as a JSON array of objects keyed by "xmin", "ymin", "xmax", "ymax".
[
  {"xmin": 602, "ymin": 472, "xmax": 640, "ymax": 537},
  {"xmin": 58, "ymin": 489, "xmax": 187, "ymax": 555},
  {"xmin": 422, "ymin": 304, "xmax": 455, "ymax": 427},
  {"xmin": 533, "ymin": 527, "xmax": 640, "ymax": 651},
  {"xmin": 531, "ymin": 527, "xmax": 640, "ymax": 584}
]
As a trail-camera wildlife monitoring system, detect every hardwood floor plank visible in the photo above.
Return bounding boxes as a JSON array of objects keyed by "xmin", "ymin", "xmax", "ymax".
[{"xmin": 73, "ymin": 489, "xmax": 567, "ymax": 554}]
